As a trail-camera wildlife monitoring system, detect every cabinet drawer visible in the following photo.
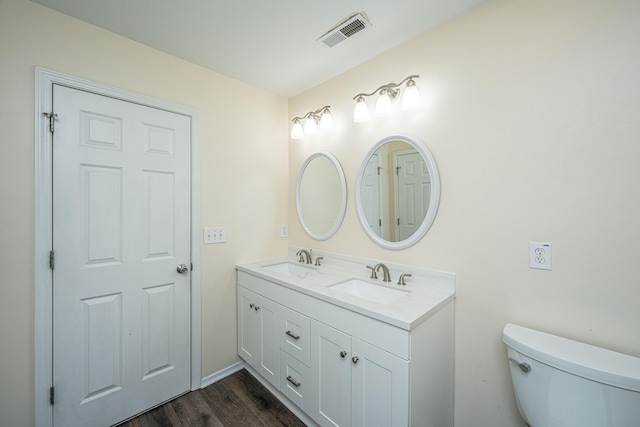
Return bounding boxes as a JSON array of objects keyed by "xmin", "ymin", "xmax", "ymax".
[
  {"xmin": 282, "ymin": 307, "xmax": 310, "ymax": 366},
  {"xmin": 280, "ymin": 350, "xmax": 311, "ymax": 410}
]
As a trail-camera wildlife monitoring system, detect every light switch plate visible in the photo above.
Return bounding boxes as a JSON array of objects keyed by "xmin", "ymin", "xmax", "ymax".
[
  {"xmin": 204, "ymin": 227, "xmax": 226, "ymax": 244},
  {"xmin": 280, "ymin": 224, "xmax": 288, "ymax": 237},
  {"xmin": 529, "ymin": 242, "xmax": 551, "ymax": 270}
]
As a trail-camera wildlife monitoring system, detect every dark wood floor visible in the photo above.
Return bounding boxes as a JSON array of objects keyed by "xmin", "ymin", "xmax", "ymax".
[{"xmin": 118, "ymin": 369, "xmax": 307, "ymax": 427}]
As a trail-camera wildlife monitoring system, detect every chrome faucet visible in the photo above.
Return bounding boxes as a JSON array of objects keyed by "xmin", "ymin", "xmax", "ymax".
[
  {"xmin": 374, "ymin": 263, "xmax": 392, "ymax": 282},
  {"xmin": 296, "ymin": 249, "xmax": 312, "ymax": 264}
]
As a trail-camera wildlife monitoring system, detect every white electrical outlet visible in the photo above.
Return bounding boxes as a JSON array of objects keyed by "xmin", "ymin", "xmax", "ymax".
[
  {"xmin": 280, "ymin": 224, "xmax": 288, "ymax": 237},
  {"xmin": 529, "ymin": 242, "xmax": 551, "ymax": 270},
  {"xmin": 204, "ymin": 227, "xmax": 226, "ymax": 244}
]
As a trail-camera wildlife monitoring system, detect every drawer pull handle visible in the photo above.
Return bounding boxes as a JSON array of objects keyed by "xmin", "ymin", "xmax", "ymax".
[
  {"xmin": 285, "ymin": 330, "xmax": 300, "ymax": 340},
  {"xmin": 340, "ymin": 351, "xmax": 347, "ymax": 358},
  {"xmin": 286, "ymin": 376, "xmax": 301, "ymax": 388},
  {"xmin": 352, "ymin": 356, "xmax": 359, "ymax": 364}
]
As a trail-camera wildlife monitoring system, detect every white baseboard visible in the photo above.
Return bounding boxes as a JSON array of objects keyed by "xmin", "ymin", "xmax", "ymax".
[{"xmin": 200, "ymin": 361, "xmax": 246, "ymax": 389}]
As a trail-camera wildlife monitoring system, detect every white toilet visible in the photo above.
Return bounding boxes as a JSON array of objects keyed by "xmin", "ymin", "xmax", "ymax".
[{"xmin": 503, "ymin": 323, "xmax": 640, "ymax": 427}]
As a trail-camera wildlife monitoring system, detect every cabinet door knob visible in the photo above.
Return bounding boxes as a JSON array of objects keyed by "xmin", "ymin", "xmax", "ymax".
[
  {"xmin": 340, "ymin": 351, "xmax": 347, "ymax": 358},
  {"xmin": 254, "ymin": 305, "xmax": 260, "ymax": 311},
  {"xmin": 352, "ymin": 356, "xmax": 359, "ymax": 364},
  {"xmin": 249, "ymin": 303, "xmax": 254, "ymax": 308}
]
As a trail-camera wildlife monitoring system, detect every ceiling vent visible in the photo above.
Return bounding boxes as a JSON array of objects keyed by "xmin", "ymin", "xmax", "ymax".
[{"xmin": 317, "ymin": 12, "xmax": 372, "ymax": 48}]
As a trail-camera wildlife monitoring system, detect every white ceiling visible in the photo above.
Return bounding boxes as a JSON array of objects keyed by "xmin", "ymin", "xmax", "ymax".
[{"xmin": 32, "ymin": 0, "xmax": 484, "ymax": 98}]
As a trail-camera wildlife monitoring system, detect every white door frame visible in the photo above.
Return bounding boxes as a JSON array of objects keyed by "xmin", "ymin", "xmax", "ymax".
[{"xmin": 34, "ymin": 67, "xmax": 202, "ymax": 427}]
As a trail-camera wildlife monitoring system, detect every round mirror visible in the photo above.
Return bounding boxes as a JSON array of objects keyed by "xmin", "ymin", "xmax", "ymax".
[
  {"xmin": 355, "ymin": 134, "xmax": 440, "ymax": 250},
  {"xmin": 296, "ymin": 152, "xmax": 347, "ymax": 240}
]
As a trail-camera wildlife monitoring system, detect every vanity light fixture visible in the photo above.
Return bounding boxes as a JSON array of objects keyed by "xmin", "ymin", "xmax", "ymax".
[
  {"xmin": 353, "ymin": 96, "xmax": 370, "ymax": 123},
  {"xmin": 352, "ymin": 75, "xmax": 420, "ymax": 122},
  {"xmin": 291, "ymin": 106, "xmax": 333, "ymax": 139}
]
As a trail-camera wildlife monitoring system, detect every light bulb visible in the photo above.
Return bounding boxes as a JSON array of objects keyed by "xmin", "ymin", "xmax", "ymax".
[
  {"xmin": 375, "ymin": 90, "xmax": 392, "ymax": 116},
  {"xmin": 291, "ymin": 120, "xmax": 304, "ymax": 139},
  {"xmin": 353, "ymin": 97, "xmax": 369, "ymax": 123},
  {"xmin": 401, "ymin": 79, "xmax": 420, "ymax": 110},
  {"xmin": 320, "ymin": 111, "xmax": 333, "ymax": 129},
  {"xmin": 304, "ymin": 116, "xmax": 317, "ymax": 135}
]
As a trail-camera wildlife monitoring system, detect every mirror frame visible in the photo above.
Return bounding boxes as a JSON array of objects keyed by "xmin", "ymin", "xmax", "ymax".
[
  {"xmin": 296, "ymin": 151, "xmax": 348, "ymax": 241},
  {"xmin": 355, "ymin": 134, "xmax": 440, "ymax": 250}
]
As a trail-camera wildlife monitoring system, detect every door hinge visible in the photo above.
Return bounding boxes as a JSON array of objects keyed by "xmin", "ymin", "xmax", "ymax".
[
  {"xmin": 396, "ymin": 166, "xmax": 401, "ymax": 175},
  {"xmin": 190, "ymin": 263, "xmax": 193, "ymax": 271},
  {"xmin": 378, "ymin": 219, "xmax": 382, "ymax": 227},
  {"xmin": 43, "ymin": 112, "xmax": 58, "ymax": 134},
  {"xmin": 377, "ymin": 166, "xmax": 382, "ymax": 175},
  {"xmin": 50, "ymin": 386, "xmax": 55, "ymax": 405},
  {"xmin": 49, "ymin": 250, "xmax": 55, "ymax": 269},
  {"xmin": 397, "ymin": 218, "xmax": 400, "ymax": 226}
]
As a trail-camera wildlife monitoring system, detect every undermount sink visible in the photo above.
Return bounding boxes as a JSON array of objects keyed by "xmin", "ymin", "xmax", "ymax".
[
  {"xmin": 262, "ymin": 262, "xmax": 315, "ymax": 278},
  {"xmin": 330, "ymin": 279, "xmax": 409, "ymax": 304}
]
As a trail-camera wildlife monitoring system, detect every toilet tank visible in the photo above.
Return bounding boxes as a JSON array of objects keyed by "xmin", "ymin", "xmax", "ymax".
[{"xmin": 503, "ymin": 323, "xmax": 640, "ymax": 427}]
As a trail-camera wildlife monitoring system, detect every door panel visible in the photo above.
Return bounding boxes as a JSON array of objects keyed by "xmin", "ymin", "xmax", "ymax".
[
  {"xmin": 52, "ymin": 84, "xmax": 191, "ymax": 427},
  {"xmin": 361, "ymin": 153, "xmax": 383, "ymax": 237},
  {"xmin": 258, "ymin": 297, "xmax": 282, "ymax": 387},
  {"xmin": 311, "ymin": 321, "xmax": 352, "ymax": 427},
  {"xmin": 79, "ymin": 293, "xmax": 123, "ymax": 404},
  {"xmin": 396, "ymin": 151, "xmax": 430, "ymax": 241},
  {"xmin": 351, "ymin": 338, "xmax": 409, "ymax": 427},
  {"xmin": 238, "ymin": 287, "xmax": 259, "ymax": 365}
]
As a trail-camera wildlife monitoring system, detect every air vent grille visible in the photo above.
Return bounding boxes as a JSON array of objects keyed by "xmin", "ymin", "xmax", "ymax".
[
  {"xmin": 322, "ymin": 32, "xmax": 347, "ymax": 48},
  {"xmin": 317, "ymin": 12, "xmax": 371, "ymax": 48},
  {"xmin": 340, "ymin": 19, "xmax": 366, "ymax": 38}
]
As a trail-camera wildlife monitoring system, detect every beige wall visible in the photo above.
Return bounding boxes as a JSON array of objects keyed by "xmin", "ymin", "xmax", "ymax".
[
  {"xmin": 289, "ymin": 1, "xmax": 640, "ymax": 425},
  {"xmin": 0, "ymin": 0, "xmax": 288, "ymax": 425}
]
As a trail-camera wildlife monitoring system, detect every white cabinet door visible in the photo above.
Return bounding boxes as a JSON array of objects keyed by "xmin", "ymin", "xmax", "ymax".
[
  {"xmin": 237, "ymin": 286, "xmax": 282, "ymax": 388},
  {"xmin": 351, "ymin": 338, "xmax": 409, "ymax": 427},
  {"xmin": 238, "ymin": 287, "xmax": 260, "ymax": 367},
  {"xmin": 310, "ymin": 321, "xmax": 352, "ymax": 427},
  {"xmin": 257, "ymin": 296, "xmax": 282, "ymax": 388}
]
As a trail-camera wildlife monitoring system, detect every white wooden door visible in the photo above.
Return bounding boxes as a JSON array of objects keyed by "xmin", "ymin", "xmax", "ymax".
[
  {"xmin": 52, "ymin": 85, "xmax": 192, "ymax": 427},
  {"xmin": 360, "ymin": 153, "xmax": 383, "ymax": 237},
  {"xmin": 310, "ymin": 321, "xmax": 352, "ymax": 427},
  {"xmin": 351, "ymin": 338, "xmax": 409, "ymax": 427},
  {"xmin": 395, "ymin": 150, "xmax": 430, "ymax": 241}
]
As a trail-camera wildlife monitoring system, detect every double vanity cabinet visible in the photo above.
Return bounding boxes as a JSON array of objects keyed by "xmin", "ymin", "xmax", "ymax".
[{"xmin": 236, "ymin": 250, "xmax": 455, "ymax": 427}]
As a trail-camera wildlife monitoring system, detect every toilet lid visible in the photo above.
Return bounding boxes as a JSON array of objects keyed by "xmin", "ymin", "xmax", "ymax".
[{"xmin": 503, "ymin": 323, "xmax": 640, "ymax": 392}]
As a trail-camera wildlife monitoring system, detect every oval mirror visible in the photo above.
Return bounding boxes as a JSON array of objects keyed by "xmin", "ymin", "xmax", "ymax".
[
  {"xmin": 355, "ymin": 134, "xmax": 440, "ymax": 250},
  {"xmin": 296, "ymin": 152, "xmax": 347, "ymax": 240}
]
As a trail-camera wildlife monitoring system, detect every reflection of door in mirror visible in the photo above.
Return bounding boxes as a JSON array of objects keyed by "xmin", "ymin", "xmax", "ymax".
[
  {"xmin": 361, "ymin": 153, "xmax": 383, "ymax": 237},
  {"xmin": 394, "ymin": 150, "xmax": 431, "ymax": 241},
  {"xmin": 355, "ymin": 134, "xmax": 440, "ymax": 250}
]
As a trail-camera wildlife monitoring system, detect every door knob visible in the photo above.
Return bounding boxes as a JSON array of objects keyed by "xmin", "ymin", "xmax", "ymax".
[{"xmin": 176, "ymin": 264, "xmax": 189, "ymax": 274}]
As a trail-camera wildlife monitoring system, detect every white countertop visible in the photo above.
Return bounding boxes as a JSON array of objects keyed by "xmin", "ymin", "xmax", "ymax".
[{"xmin": 236, "ymin": 249, "xmax": 455, "ymax": 330}]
